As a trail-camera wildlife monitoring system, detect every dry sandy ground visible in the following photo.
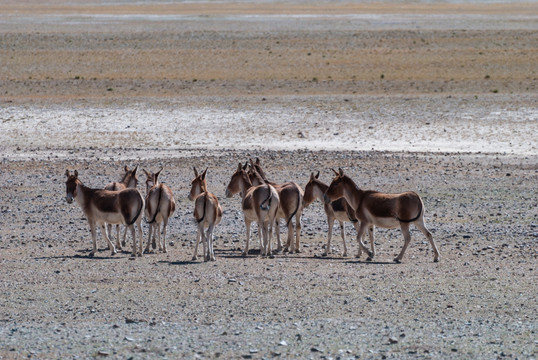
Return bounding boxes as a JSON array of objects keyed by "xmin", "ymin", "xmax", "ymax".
[{"xmin": 0, "ymin": 1, "xmax": 537, "ymax": 359}]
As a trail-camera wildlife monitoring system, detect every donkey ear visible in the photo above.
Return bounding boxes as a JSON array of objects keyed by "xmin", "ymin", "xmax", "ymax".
[
  {"xmin": 242, "ymin": 162, "xmax": 248, "ymax": 170},
  {"xmin": 237, "ymin": 163, "xmax": 243, "ymax": 171},
  {"xmin": 132, "ymin": 165, "xmax": 139, "ymax": 174},
  {"xmin": 143, "ymin": 169, "xmax": 150, "ymax": 178},
  {"xmin": 338, "ymin": 168, "xmax": 344, "ymax": 176},
  {"xmin": 124, "ymin": 165, "xmax": 129, "ymax": 172},
  {"xmin": 201, "ymin": 167, "xmax": 208, "ymax": 179},
  {"xmin": 255, "ymin": 158, "xmax": 261, "ymax": 165},
  {"xmin": 331, "ymin": 168, "xmax": 339, "ymax": 176},
  {"xmin": 193, "ymin": 166, "xmax": 199, "ymax": 177},
  {"xmin": 309, "ymin": 172, "xmax": 315, "ymax": 180},
  {"xmin": 315, "ymin": 171, "xmax": 320, "ymax": 179},
  {"xmin": 155, "ymin": 167, "xmax": 163, "ymax": 178},
  {"xmin": 65, "ymin": 169, "xmax": 70, "ymax": 177},
  {"xmin": 74, "ymin": 170, "xmax": 79, "ymax": 178}
]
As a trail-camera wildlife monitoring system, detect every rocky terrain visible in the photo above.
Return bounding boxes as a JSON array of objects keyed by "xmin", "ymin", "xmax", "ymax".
[{"xmin": 0, "ymin": 1, "xmax": 536, "ymax": 359}]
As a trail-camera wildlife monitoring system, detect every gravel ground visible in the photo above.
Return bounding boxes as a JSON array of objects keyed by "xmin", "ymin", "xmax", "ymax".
[{"xmin": 0, "ymin": 1, "xmax": 537, "ymax": 359}]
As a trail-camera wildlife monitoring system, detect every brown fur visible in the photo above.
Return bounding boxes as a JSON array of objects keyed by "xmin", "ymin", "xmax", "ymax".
[
  {"xmin": 225, "ymin": 163, "xmax": 279, "ymax": 257},
  {"xmin": 65, "ymin": 170, "xmax": 144, "ymax": 257},
  {"xmin": 190, "ymin": 167, "xmax": 222, "ymax": 261},
  {"xmin": 103, "ymin": 165, "xmax": 139, "ymax": 250},
  {"xmin": 143, "ymin": 168, "xmax": 176, "ymax": 254},
  {"xmin": 325, "ymin": 168, "xmax": 440, "ymax": 263},
  {"xmin": 304, "ymin": 172, "xmax": 374, "ymax": 257},
  {"xmin": 248, "ymin": 158, "xmax": 304, "ymax": 253}
]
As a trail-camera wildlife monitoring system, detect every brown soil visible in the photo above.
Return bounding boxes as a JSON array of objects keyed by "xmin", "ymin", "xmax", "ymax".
[{"xmin": 0, "ymin": 2, "xmax": 536, "ymax": 359}]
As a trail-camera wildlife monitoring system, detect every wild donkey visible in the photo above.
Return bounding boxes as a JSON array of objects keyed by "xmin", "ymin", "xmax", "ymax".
[
  {"xmin": 65, "ymin": 170, "xmax": 145, "ymax": 257},
  {"xmin": 225, "ymin": 163, "xmax": 280, "ymax": 257},
  {"xmin": 188, "ymin": 167, "xmax": 223, "ymax": 262},
  {"xmin": 304, "ymin": 171, "xmax": 374, "ymax": 257},
  {"xmin": 249, "ymin": 158, "xmax": 304, "ymax": 253},
  {"xmin": 143, "ymin": 168, "xmax": 176, "ymax": 254},
  {"xmin": 324, "ymin": 168, "xmax": 440, "ymax": 263},
  {"xmin": 104, "ymin": 165, "xmax": 139, "ymax": 250}
]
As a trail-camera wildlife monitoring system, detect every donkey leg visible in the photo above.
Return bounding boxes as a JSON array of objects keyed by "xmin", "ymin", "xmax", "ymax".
[
  {"xmin": 395, "ymin": 223, "xmax": 412, "ymax": 263},
  {"xmin": 101, "ymin": 224, "xmax": 117, "ymax": 256},
  {"xmin": 242, "ymin": 220, "xmax": 251, "ymax": 257},
  {"xmin": 192, "ymin": 227, "xmax": 201, "ymax": 261},
  {"xmin": 145, "ymin": 224, "xmax": 153, "ymax": 253},
  {"xmin": 294, "ymin": 213, "xmax": 302, "ymax": 254},
  {"xmin": 202, "ymin": 226, "xmax": 209, "ymax": 262},
  {"xmin": 367, "ymin": 226, "xmax": 375, "ymax": 260},
  {"xmin": 324, "ymin": 218, "xmax": 334, "ymax": 256},
  {"xmin": 156, "ymin": 222, "xmax": 163, "ymax": 252},
  {"xmin": 207, "ymin": 224, "xmax": 216, "ymax": 261},
  {"xmin": 260, "ymin": 222, "xmax": 269, "ymax": 257},
  {"xmin": 161, "ymin": 219, "xmax": 168, "ymax": 253},
  {"xmin": 121, "ymin": 226, "xmax": 128, "ymax": 247},
  {"xmin": 275, "ymin": 220, "xmax": 283, "ymax": 252},
  {"xmin": 286, "ymin": 220, "xmax": 295, "ymax": 253},
  {"xmin": 114, "ymin": 224, "xmax": 122, "ymax": 251},
  {"xmin": 352, "ymin": 222, "xmax": 361, "ymax": 258},
  {"xmin": 340, "ymin": 221, "xmax": 347, "ymax": 257},
  {"xmin": 415, "ymin": 219, "xmax": 440, "ymax": 262},
  {"xmin": 136, "ymin": 219, "xmax": 144, "ymax": 257},
  {"xmin": 105, "ymin": 224, "xmax": 113, "ymax": 250},
  {"xmin": 89, "ymin": 221, "xmax": 97, "ymax": 257},
  {"xmin": 356, "ymin": 223, "xmax": 372, "ymax": 259}
]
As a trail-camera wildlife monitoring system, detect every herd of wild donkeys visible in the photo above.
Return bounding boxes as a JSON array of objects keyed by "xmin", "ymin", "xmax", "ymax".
[{"xmin": 64, "ymin": 158, "xmax": 441, "ymax": 263}]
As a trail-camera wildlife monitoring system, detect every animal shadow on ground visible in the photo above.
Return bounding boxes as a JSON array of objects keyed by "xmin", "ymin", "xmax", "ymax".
[{"xmin": 34, "ymin": 248, "xmax": 123, "ymax": 261}]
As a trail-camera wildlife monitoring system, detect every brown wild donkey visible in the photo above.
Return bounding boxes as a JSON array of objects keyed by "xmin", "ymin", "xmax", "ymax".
[
  {"xmin": 65, "ymin": 170, "xmax": 145, "ymax": 257},
  {"xmin": 304, "ymin": 171, "xmax": 374, "ymax": 257},
  {"xmin": 189, "ymin": 167, "xmax": 223, "ymax": 261},
  {"xmin": 324, "ymin": 168, "xmax": 440, "ymax": 262},
  {"xmin": 143, "ymin": 168, "xmax": 176, "ymax": 254},
  {"xmin": 225, "ymin": 163, "xmax": 280, "ymax": 257},
  {"xmin": 104, "ymin": 165, "xmax": 139, "ymax": 250},
  {"xmin": 249, "ymin": 158, "xmax": 304, "ymax": 253}
]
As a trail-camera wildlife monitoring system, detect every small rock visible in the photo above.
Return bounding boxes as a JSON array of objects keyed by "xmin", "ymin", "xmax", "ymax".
[{"xmin": 389, "ymin": 337, "xmax": 398, "ymax": 344}]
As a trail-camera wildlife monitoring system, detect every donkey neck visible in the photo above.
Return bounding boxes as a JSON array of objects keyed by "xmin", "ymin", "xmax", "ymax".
[
  {"xmin": 313, "ymin": 180, "xmax": 329, "ymax": 202},
  {"xmin": 342, "ymin": 177, "xmax": 364, "ymax": 211}
]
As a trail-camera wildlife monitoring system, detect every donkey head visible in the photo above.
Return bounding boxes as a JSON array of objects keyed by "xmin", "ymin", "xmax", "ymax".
[
  {"xmin": 225, "ymin": 163, "xmax": 251, "ymax": 198},
  {"xmin": 324, "ymin": 168, "xmax": 347, "ymax": 204},
  {"xmin": 189, "ymin": 167, "xmax": 208, "ymax": 201},
  {"xmin": 303, "ymin": 171, "xmax": 321, "ymax": 207},
  {"xmin": 143, "ymin": 168, "xmax": 162, "ymax": 194},
  {"xmin": 65, "ymin": 169, "xmax": 80, "ymax": 204}
]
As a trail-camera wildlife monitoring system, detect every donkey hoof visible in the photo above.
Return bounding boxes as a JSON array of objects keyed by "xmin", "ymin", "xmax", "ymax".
[
  {"xmin": 322, "ymin": 252, "xmax": 328, "ymax": 257},
  {"xmin": 342, "ymin": 253, "xmax": 348, "ymax": 257},
  {"xmin": 89, "ymin": 252, "xmax": 95, "ymax": 258},
  {"xmin": 241, "ymin": 251, "xmax": 247, "ymax": 257},
  {"xmin": 434, "ymin": 257, "xmax": 440, "ymax": 263},
  {"xmin": 366, "ymin": 257, "xmax": 373, "ymax": 262},
  {"xmin": 393, "ymin": 258, "xmax": 401, "ymax": 263}
]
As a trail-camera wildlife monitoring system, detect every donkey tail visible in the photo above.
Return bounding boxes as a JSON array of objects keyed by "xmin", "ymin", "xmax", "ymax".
[
  {"xmin": 396, "ymin": 199, "xmax": 423, "ymax": 223},
  {"xmin": 127, "ymin": 192, "xmax": 144, "ymax": 226},
  {"xmin": 196, "ymin": 192, "xmax": 207, "ymax": 224},
  {"xmin": 285, "ymin": 190, "xmax": 301, "ymax": 227},
  {"xmin": 260, "ymin": 185, "xmax": 273, "ymax": 211},
  {"xmin": 147, "ymin": 185, "xmax": 163, "ymax": 224}
]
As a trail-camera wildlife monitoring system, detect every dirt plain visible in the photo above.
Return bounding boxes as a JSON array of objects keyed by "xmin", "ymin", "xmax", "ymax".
[{"xmin": 0, "ymin": 1, "xmax": 537, "ymax": 359}]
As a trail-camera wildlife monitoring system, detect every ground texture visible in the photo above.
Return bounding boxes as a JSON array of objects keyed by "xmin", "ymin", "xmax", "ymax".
[{"xmin": 0, "ymin": 1, "xmax": 537, "ymax": 359}]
